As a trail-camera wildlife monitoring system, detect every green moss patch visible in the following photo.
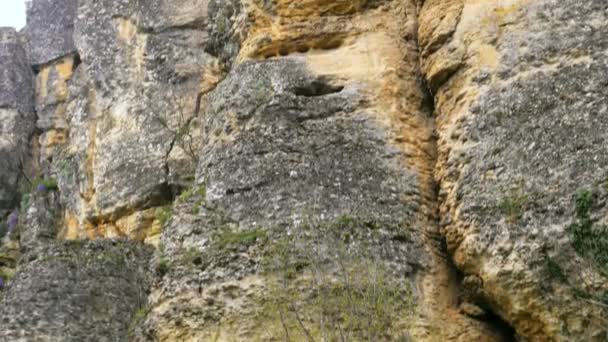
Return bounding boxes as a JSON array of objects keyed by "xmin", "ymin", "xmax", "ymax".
[{"xmin": 567, "ymin": 190, "xmax": 608, "ymax": 275}]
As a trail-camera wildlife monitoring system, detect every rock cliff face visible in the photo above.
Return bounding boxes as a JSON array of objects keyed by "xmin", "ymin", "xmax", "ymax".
[{"xmin": 0, "ymin": 0, "xmax": 606, "ymax": 341}]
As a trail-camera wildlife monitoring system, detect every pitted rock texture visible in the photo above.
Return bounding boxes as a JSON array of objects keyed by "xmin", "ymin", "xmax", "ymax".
[
  {"xmin": 0, "ymin": 28, "xmax": 35, "ymax": 219},
  {"xmin": 135, "ymin": 58, "xmax": 428, "ymax": 340},
  {"xmin": 19, "ymin": 191, "xmax": 60, "ymax": 254},
  {"xmin": 0, "ymin": 0, "xmax": 607, "ymax": 341},
  {"xmin": 134, "ymin": 1, "xmax": 506, "ymax": 341},
  {"xmin": 26, "ymin": 0, "xmax": 77, "ymax": 66},
  {"xmin": 30, "ymin": 0, "xmax": 223, "ymax": 241},
  {"xmin": 420, "ymin": 0, "xmax": 608, "ymax": 340},
  {"xmin": 0, "ymin": 240, "xmax": 152, "ymax": 342}
]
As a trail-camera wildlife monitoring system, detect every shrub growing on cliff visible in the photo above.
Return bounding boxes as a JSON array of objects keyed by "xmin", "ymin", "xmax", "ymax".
[
  {"xmin": 156, "ymin": 206, "xmax": 173, "ymax": 228},
  {"xmin": 567, "ymin": 190, "xmax": 608, "ymax": 275},
  {"xmin": 498, "ymin": 192, "xmax": 528, "ymax": 225},
  {"xmin": 217, "ymin": 228, "xmax": 267, "ymax": 248},
  {"xmin": 259, "ymin": 217, "xmax": 414, "ymax": 341},
  {"xmin": 156, "ymin": 255, "xmax": 171, "ymax": 276}
]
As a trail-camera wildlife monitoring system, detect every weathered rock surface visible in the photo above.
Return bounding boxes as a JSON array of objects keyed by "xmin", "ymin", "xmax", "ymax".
[
  {"xmin": 0, "ymin": 0, "xmax": 607, "ymax": 341},
  {"xmin": 0, "ymin": 239, "xmax": 152, "ymax": 341},
  {"xmin": 26, "ymin": 0, "xmax": 77, "ymax": 66},
  {"xmin": 0, "ymin": 28, "xmax": 35, "ymax": 219},
  {"xmin": 420, "ymin": 0, "xmax": 608, "ymax": 340},
  {"xmin": 30, "ymin": 0, "xmax": 220, "ymax": 241},
  {"xmin": 0, "ymin": 187, "xmax": 153, "ymax": 341},
  {"xmin": 134, "ymin": 1, "xmax": 506, "ymax": 341}
]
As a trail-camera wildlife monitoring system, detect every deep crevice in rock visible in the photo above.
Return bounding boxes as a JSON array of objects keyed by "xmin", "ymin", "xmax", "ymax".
[
  {"xmin": 413, "ymin": 13, "xmax": 519, "ymax": 337},
  {"xmin": 477, "ymin": 305, "xmax": 518, "ymax": 341},
  {"xmin": 72, "ymin": 53, "xmax": 82, "ymax": 72}
]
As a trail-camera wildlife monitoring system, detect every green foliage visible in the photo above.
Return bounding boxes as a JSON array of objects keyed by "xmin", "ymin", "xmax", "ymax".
[
  {"xmin": 574, "ymin": 190, "xmax": 593, "ymax": 218},
  {"xmin": 567, "ymin": 190, "xmax": 608, "ymax": 275},
  {"xmin": 156, "ymin": 206, "xmax": 173, "ymax": 228},
  {"xmin": 259, "ymin": 218, "xmax": 414, "ymax": 341},
  {"xmin": 32, "ymin": 177, "xmax": 59, "ymax": 191},
  {"xmin": 217, "ymin": 16, "xmax": 228, "ymax": 34},
  {"xmin": 216, "ymin": 228, "xmax": 267, "ymax": 248},
  {"xmin": 127, "ymin": 305, "xmax": 149, "ymax": 337},
  {"xmin": 536, "ymin": 11, "xmax": 549, "ymax": 20},
  {"xmin": 191, "ymin": 202, "xmax": 202, "ymax": 215},
  {"xmin": 182, "ymin": 247, "xmax": 202, "ymax": 265},
  {"xmin": 0, "ymin": 268, "xmax": 14, "ymax": 283},
  {"xmin": 156, "ymin": 255, "xmax": 171, "ymax": 276},
  {"xmin": 134, "ymin": 307, "xmax": 147, "ymax": 320},
  {"xmin": 155, "ymin": 241, "xmax": 171, "ymax": 276},
  {"xmin": 196, "ymin": 185, "xmax": 207, "ymax": 198},
  {"xmin": 18, "ymin": 176, "xmax": 59, "ymax": 209},
  {"xmin": 498, "ymin": 192, "xmax": 528, "ymax": 224},
  {"xmin": 336, "ymin": 214, "xmax": 355, "ymax": 227},
  {"xmin": 179, "ymin": 187, "xmax": 195, "ymax": 202},
  {"xmin": 545, "ymin": 258, "xmax": 568, "ymax": 283},
  {"xmin": 177, "ymin": 185, "xmax": 206, "ymax": 215},
  {"xmin": 179, "ymin": 185, "xmax": 206, "ymax": 202},
  {"xmin": 20, "ymin": 193, "xmax": 30, "ymax": 209}
]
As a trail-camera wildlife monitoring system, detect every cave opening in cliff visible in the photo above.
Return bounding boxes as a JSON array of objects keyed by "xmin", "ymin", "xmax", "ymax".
[{"xmin": 293, "ymin": 80, "xmax": 344, "ymax": 97}]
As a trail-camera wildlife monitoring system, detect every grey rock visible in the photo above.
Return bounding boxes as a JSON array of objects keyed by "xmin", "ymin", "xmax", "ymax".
[
  {"xmin": 47, "ymin": 0, "xmax": 217, "ymax": 227},
  {"xmin": 205, "ymin": 0, "xmax": 243, "ymax": 66},
  {"xmin": 0, "ymin": 240, "xmax": 152, "ymax": 342},
  {"xmin": 420, "ymin": 0, "xmax": 608, "ymax": 339},
  {"xmin": 2, "ymin": 0, "xmax": 606, "ymax": 340},
  {"xmin": 137, "ymin": 0, "xmax": 210, "ymax": 32},
  {"xmin": 0, "ymin": 28, "xmax": 35, "ymax": 218},
  {"xmin": 19, "ymin": 191, "xmax": 59, "ymax": 254},
  {"xmin": 197, "ymin": 59, "xmax": 418, "ymax": 230},
  {"xmin": 136, "ymin": 57, "xmax": 429, "ymax": 340},
  {"xmin": 26, "ymin": 0, "xmax": 77, "ymax": 66}
]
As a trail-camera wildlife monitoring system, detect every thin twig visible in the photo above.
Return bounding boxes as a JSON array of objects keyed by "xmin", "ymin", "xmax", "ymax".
[
  {"xmin": 290, "ymin": 303, "xmax": 315, "ymax": 342},
  {"xmin": 278, "ymin": 307, "xmax": 292, "ymax": 342}
]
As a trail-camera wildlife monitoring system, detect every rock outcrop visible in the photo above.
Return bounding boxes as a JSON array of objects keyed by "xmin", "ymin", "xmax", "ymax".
[
  {"xmin": 0, "ymin": 0, "xmax": 606, "ymax": 341},
  {"xmin": 420, "ymin": 0, "xmax": 608, "ymax": 339},
  {"xmin": 0, "ymin": 28, "xmax": 35, "ymax": 219}
]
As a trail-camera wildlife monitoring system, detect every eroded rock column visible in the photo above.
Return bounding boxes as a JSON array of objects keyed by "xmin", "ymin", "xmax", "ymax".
[
  {"xmin": 0, "ymin": 28, "xmax": 35, "ymax": 220},
  {"xmin": 135, "ymin": 0, "xmax": 506, "ymax": 340},
  {"xmin": 420, "ymin": 0, "xmax": 608, "ymax": 339}
]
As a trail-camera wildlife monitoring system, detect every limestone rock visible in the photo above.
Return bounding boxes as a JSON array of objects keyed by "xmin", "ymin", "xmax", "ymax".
[
  {"xmin": 39, "ymin": 0, "xmax": 218, "ymax": 239},
  {"xmin": 133, "ymin": 1, "xmax": 507, "ymax": 341},
  {"xmin": 19, "ymin": 191, "xmax": 59, "ymax": 254},
  {"xmin": 0, "ymin": 240, "xmax": 152, "ymax": 341},
  {"xmin": 0, "ymin": 0, "xmax": 607, "ymax": 341},
  {"xmin": 0, "ymin": 28, "xmax": 35, "ymax": 219},
  {"xmin": 25, "ymin": 0, "xmax": 77, "ymax": 66},
  {"xmin": 420, "ymin": 0, "xmax": 608, "ymax": 339}
]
